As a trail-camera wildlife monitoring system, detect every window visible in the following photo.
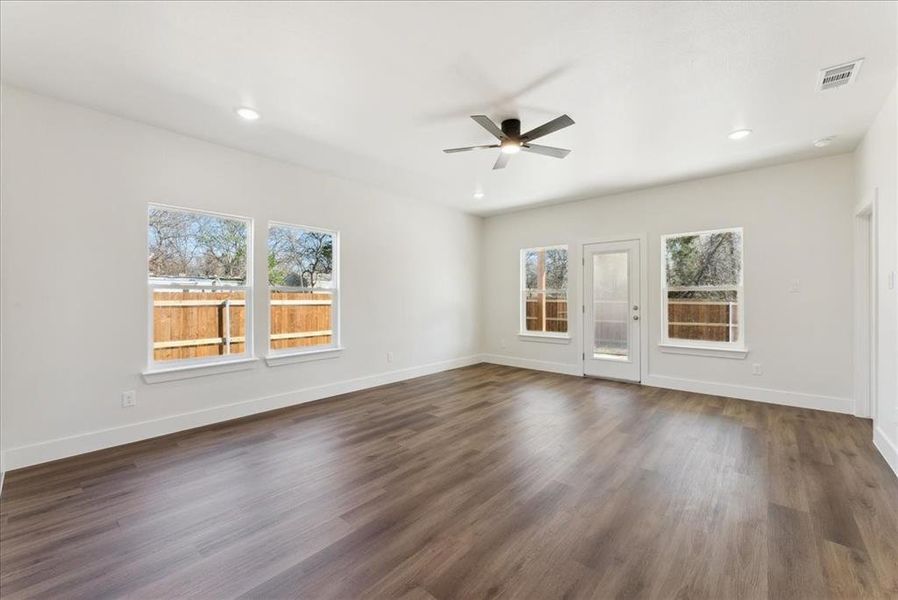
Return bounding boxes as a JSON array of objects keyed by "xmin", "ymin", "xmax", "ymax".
[
  {"xmin": 662, "ymin": 228, "xmax": 743, "ymax": 347},
  {"xmin": 147, "ymin": 205, "xmax": 252, "ymax": 368},
  {"xmin": 268, "ymin": 223, "xmax": 338, "ymax": 354},
  {"xmin": 521, "ymin": 246, "xmax": 568, "ymax": 336}
]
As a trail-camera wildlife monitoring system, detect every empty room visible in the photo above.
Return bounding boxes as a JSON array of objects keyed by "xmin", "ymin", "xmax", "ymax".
[{"xmin": 1, "ymin": 1, "xmax": 897, "ymax": 599}]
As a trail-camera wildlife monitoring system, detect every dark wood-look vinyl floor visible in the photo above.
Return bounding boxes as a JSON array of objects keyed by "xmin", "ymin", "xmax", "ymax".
[{"xmin": 2, "ymin": 364, "xmax": 897, "ymax": 600}]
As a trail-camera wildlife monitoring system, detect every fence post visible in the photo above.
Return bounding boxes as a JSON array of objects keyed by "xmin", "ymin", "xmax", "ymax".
[
  {"xmin": 223, "ymin": 298, "xmax": 231, "ymax": 354},
  {"xmin": 727, "ymin": 302, "xmax": 734, "ymax": 342}
]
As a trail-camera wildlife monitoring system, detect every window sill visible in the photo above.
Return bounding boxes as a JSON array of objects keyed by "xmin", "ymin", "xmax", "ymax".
[
  {"xmin": 142, "ymin": 357, "xmax": 259, "ymax": 383},
  {"xmin": 658, "ymin": 343, "xmax": 748, "ymax": 359},
  {"xmin": 518, "ymin": 333, "xmax": 571, "ymax": 344},
  {"xmin": 265, "ymin": 347, "xmax": 344, "ymax": 367}
]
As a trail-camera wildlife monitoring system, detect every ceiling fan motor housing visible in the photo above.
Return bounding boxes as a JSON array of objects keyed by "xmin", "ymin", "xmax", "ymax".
[{"xmin": 501, "ymin": 118, "xmax": 522, "ymax": 139}]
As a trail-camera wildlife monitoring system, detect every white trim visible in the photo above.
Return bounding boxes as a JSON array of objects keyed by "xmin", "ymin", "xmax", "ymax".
[
  {"xmin": 1, "ymin": 355, "xmax": 482, "ymax": 471},
  {"xmin": 853, "ymin": 194, "xmax": 877, "ymax": 418},
  {"xmin": 643, "ymin": 374, "xmax": 852, "ymax": 414},
  {"xmin": 658, "ymin": 343, "xmax": 748, "ymax": 359},
  {"xmin": 873, "ymin": 426, "xmax": 898, "ymax": 479},
  {"xmin": 517, "ymin": 333, "xmax": 571, "ymax": 344},
  {"xmin": 142, "ymin": 357, "xmax": 259, "ymax": 383},
  {"xmin": 265, "ymin": 347, "xmax": 345, "ymax": 366},
  {"xmin": 481, "ymin": 353, "xmax": 581, "ymax": 376}
]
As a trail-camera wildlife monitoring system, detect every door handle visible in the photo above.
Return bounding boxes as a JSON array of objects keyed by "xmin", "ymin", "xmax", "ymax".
[{"xmin": 633, "ymin": 315, "xmax": 639, "ymax": 321}]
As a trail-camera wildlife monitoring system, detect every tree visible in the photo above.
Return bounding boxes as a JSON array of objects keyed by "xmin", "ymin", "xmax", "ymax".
[
  {"xmin": 268, "ymin": 228, "xmax": 333, "ymax": 288},
  {"xmin": 148, "ymin": 208, "xmax": 247, "ymax": 281},
  {"xmin": 665, "ymin": 231, "xmax": 741, "ymax": 298}
]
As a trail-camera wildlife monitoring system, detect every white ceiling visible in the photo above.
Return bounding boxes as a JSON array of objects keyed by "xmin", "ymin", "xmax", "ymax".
[{"xmin": 1, "ymin": 1, "xmax": 895, "ymax": 214}]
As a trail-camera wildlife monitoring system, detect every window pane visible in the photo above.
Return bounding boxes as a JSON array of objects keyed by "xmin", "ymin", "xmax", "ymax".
[
  {"xmin": 546, "ymin": 290, "xmax": 568, "ymax": 333},
  {"xmin": 148, "ymin": 207, "xmax": 247, "ymax": 283},
  {"xmin": 544, "ymin": 248, "xmax": 568, "ymax": 290},
  {"xmin": 524, "ymin": 290, "xmax": 544, "ymax": 332},
  {"xmin": 152, "ymin": 289, "xmax": 246, "ymax": 361},
  {"xmin": 665, "ymin": 230, "xmax": 742, "ymax": 287},
  {"xmin": 522, "ymin": 246, "xmax": 568, "ymax": 334},
  {"xmin": 269, "ymin": 225, "xmax": 334, "ymax": 288},
  {"xmin": 593, "ymin": 252, "xmax": 629, "ymax": 358},
  {"xmin": 270, "ymin": 290, "xmax": 334, "ymax": 350},
  {"xmin": 523, "ymin": 250, "xmax": 539, "ymax": 289},
  {"xmin": 668, "ymin": 289, "xmax": 739, "ymax": 342}
]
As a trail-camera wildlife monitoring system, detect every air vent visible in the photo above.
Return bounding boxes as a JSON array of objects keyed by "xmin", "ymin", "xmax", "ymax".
[{"xmin": 817, "ymin": 59, "xmax": 864, "ymax": 91}]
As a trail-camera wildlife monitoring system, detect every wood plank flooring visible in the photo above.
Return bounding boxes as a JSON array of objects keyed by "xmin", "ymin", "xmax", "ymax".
[{"xmin": 1, "ymin": 364, "xmax": 897, "ymax": 599}]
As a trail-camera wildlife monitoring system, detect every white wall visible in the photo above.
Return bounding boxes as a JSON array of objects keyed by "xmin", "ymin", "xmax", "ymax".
[
  {"xmin": 854, "ymin": 83, "xmax": 898, "ymax": 475},
  {"xmin": 0, "ymin": 86, "xmax": 482, "ymax": 470},
  {"xmin": 482, "ymin": 155, "xmax": 856, "ymax": 413}
]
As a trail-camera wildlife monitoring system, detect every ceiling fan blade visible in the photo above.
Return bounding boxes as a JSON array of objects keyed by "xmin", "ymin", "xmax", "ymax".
[
  {"xmin": 471, "ymin": 115, "xmax": 506, "ymax": 140},
  {"xmin": 493, "ymin": 152, "xmax": 511, "ymax": 170},
  {"xmin": 522, "ymin": 144, "xmax": 571, "ymax": 159},
  {"xmin": 521, "ymin": 114, "xmax": 575, "ymax": 141},
  {"xmin": 443, "ymin": 144, "xmax": 499, "ymax": 153}
]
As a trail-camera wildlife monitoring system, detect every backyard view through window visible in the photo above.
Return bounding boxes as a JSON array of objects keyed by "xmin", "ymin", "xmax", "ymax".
[
  {"xmin": 521, "ymin": 246, "xmax": 568, "ymax": 335},
  {"xmin": 268, "ymin": 223, "xmax": 337, "ymax": 353},
  {"xmin": 148, "ymin": 206, "xmax": 251, "ymax": 365},
  {"xmin": 663, "ymin": 228, "xmax": 743, "ymax": 346}
]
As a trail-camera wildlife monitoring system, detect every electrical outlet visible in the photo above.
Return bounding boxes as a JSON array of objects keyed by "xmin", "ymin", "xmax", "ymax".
[
  {"xmin": 121, "ymin": 390, "xmax": 137, "ymax": 408},
  {"xmin": 751, "ymin": 364, "xmax": 762, "ymax": 376},
  {"xmin": 789, "ymin": 279, "xmax": 800, "ymax": 293},
  {"xmin": 500, "ymin": 339, "xmax": 507, "ymax": 349},
  {"xmin": 387, "ymin": 351, "xmax": 394, "ymax": 363}
]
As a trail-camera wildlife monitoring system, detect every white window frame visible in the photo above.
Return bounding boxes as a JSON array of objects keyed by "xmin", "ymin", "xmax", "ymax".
[
  {"xmin": 266, "ymin": 221, "xmax": 341, "ymax": 360},
  {"xmin": 519, "ymin": 245, "xmax": 570, "ymax": 340},
  {"xmin": 145, "ymin": 203, "xmax": 254, "ymax": 373},
  {"xmin": 660, "ymin": 227, "xmax": 745, "ymax": 351}
]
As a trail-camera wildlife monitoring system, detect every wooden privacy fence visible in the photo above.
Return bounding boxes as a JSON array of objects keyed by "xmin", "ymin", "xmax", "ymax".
[
  {"xmin": 525, "ymin": 294, "xmax": 568, "ymax": 333},
  {"xmin": 153, "ymin": 290, "xmax": 332, "ymax": 361},
  {"xmin": 524, "ymin": 296, "xmax": 737, "ymax": 343},
  {"xmin": 668, "ymin": 300, "xmax": 738, "ymax": 342}
]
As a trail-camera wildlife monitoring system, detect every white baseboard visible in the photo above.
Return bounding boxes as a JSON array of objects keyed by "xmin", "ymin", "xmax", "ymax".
[
  {"xmin": 873, "ymin": 426, "xmax": 898, "ymax": 479},
  {"xmin": 480, "ymin": 353, "xmax": 582, "ymax": 376},
  {"xmin": 643, "ymin": 375, "xmax": 853, "ymax": 414},
  {"xmin": 0, "ymin": 355, "xmax": 482, "ymax": 472},
  {"xmin": 481, "ymin": 354, "xmax": 853, "ymax": 414}
]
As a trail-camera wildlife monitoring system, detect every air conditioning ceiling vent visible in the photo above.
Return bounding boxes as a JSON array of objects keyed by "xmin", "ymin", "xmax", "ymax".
[{"xmin": 817, "ymin": 59, "xmax": 864, "ymax": 91}]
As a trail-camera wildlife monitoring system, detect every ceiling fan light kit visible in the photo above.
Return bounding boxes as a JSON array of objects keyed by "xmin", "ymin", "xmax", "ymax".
[{"xmin": 443, "ymin": 114, "xmax": 574, "ymax": 170}]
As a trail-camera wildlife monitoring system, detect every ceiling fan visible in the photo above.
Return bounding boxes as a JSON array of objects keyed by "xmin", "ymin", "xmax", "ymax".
[{"xmin": 443, "ymin": 114, "xmax": 575, "ymax": 170}]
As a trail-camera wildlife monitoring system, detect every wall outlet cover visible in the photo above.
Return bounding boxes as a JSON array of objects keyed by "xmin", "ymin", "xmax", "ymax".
[{"xmin": 121, "ymin": 390, "xmax": 137, "ymax": 407}]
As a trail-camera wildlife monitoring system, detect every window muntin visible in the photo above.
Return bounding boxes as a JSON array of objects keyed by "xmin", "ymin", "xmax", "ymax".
[
  {"xmin": 268, "ymin": 223, "xmax": 338, "ymax": 354},
  {"xmin": 662, "ymin": 228, "xmax": 743, "ymax": 347},
  {"xmin": 147, "ymin": 205, "xmax": 252, "ymax": 367},
  {"xmin": 521, "ymin": 246, "xmax": 569, "ymax": 335}
]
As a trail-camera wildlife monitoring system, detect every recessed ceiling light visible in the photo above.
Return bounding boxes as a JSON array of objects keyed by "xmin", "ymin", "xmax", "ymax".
[
  {"xmin": 235, "ymin": 106, "xmax": 261, "ymax": 121},
  {"xmin": 813, "ymin": 136, "xmax": 835, "ymax": 148},
  {"xmin": 728, "ymin": 129, "xmax": 752, "ymax": 140},
  {"xmin": 473, "ymin": 190, "xmax": 485, "ymax": 199}
]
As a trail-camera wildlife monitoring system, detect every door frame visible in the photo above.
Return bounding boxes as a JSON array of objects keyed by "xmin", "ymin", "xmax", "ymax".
[
  {"xmin": 853, "ymin": 192, "xmax": 878, "ymax": 419},
  {"xmin": 579, "ymin": 233, "xmax": 649, "ymax": 382}
]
